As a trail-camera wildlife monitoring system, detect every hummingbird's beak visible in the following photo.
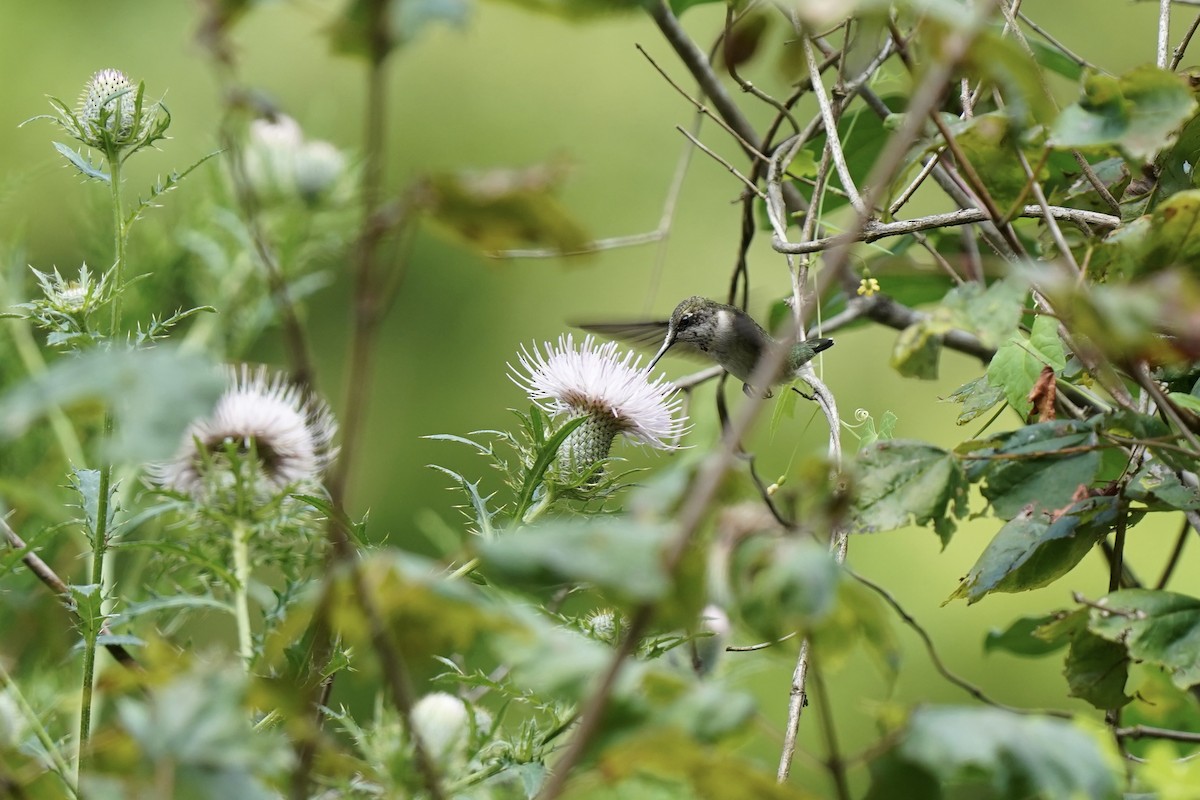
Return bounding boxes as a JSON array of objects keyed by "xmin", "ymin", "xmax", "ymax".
[{"xmin": 646, "ymin": 330, "xmax": 675, "ymax": 373}]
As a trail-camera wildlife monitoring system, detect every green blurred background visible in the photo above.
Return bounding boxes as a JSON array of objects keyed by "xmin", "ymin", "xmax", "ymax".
[{"xmin": 2, "ymin": 0, "xmax": 1197, "ymax": 788}]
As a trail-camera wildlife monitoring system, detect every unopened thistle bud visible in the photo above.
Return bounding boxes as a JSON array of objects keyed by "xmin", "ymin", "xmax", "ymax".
[
  {"xmin": 410, "ymin": 692, "xmax": 469, "ymax": 764},
  {"xmin": 78, "ymin": 68, "xmax": 136, "ymax": 142}
]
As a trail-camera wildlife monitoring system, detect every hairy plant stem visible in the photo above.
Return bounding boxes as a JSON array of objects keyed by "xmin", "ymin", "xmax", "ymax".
[
  {"xmin": 78, "ymin": 148, "xmax": 127, "ymax": 782},
  {"xmin": 231, "ymin": 520, "xmax": 254, "ymax": 668}
]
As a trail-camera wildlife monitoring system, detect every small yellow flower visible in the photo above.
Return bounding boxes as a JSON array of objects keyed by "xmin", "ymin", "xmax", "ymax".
[{"xmin": 857, "ymin": 277, "xmax": 881, "ymax": 297}]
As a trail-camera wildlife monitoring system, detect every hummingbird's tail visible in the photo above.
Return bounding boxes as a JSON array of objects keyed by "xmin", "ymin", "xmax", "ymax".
[{"xmin": 788, "ymin": 337, "xmax": 835, "ymax": 370}]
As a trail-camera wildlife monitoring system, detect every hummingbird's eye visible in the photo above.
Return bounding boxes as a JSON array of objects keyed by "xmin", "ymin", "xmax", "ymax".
[{"xmin": 679, "ymin": 313, "xmax": 693, "ymax": 328}]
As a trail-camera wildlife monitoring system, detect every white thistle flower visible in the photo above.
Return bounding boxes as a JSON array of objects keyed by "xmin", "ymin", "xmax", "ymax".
[
  {"xmin": 410, "ymin": 692, "xmax": 469, "ymax": 764},
  {"xmin": 510, "ymin": 335, "xmax": 686, "ymax": 477},
  {"xmin": 154, "ymin": 365, "xmax": 337, "ymax": 496}
]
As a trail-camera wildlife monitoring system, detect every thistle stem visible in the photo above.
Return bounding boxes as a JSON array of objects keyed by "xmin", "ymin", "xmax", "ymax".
[
  {"xmin": 231, "ymin": 520, "xmax": 255, "ymax": 668},
  {"xmin": 78, "ymin": 149, "xmax": 126, "ymax": 781}
]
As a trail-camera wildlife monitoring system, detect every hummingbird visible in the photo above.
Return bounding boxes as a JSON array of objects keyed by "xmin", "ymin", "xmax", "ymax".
[{"xmin": 579, "ymin": 296, "xmax": 834, "ymax": 397}]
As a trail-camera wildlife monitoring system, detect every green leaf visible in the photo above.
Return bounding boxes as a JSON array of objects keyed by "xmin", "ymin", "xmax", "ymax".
[
  {"xmin": 1087, "ymin": 589, "xmax": 1200, "ymax": 690},
  {"xmin": 424, "ymin": 164, "xmax": 591, "ymax": 255},
  {"xmin": 1051, "ymin": 65, "xmax": 1198, "ymax": 160},
  {"xmin": 984, "ymin": 614, "xmax": 1069, "ymax": 657},
  {"xmin": 427, "ymin": 464, "xmax": 500, "ymax": 540},
  {"xmin": 971, "ymin": 419, "xmax": 1100, "ymax": 518},
  {"xmin": 492, "ymin": 606, "xmax": 616, "ymax": 699},
  {"xmin": 0, "ymin": 346, "xmax": 224, "ymax": 463},
  {"xmin": 951, "ymin": 114, "xmax": 1039, "ymax": 212},
  {"xmin": 866, "ymin": 706, "xmax": 1119, "ymax": 800},
  {"xmin": 854, "ymin": 440, "xmax": 969, "ymax": 545},
  {"xmin": 1064, "ymin": 628, "xmax": 1131, "ymax": 710},
  {"xmin": 947, "ymin": 376, "xmax": 1005, "ymax": 425},
  {"xmin": 53, "ymin": 141, "xmax": 109, "ymax": 182},
  {"xmin": 482, "ymin": 0, "xmax": 642, "ymax": 19},
  {"xmin": 1027, "ymin": 36, "xmax": 1083, "ymax": 82},
  {"xmin": 950, "ymin": 497, "xmax": 1121, "ymax": 603},
  {"xmin": 68, "ymin": 583, "xmax": 105, "ymax": 640},
  {"xmin": 111, "ymin": 665, "xmax": 290, "ymax": 797},
  {"xmin": 1126, "ymin": 461, "xmax": 1200, "ymax": 510},
  {"xmin": 598, "ymin": 728, "xmax": 814, "ymax": 800},
  {"xmin": 325, "ymin": 551, "xmax": 514, "ymax": 683},
  {"xmin": 985, "ymin": 314, "xmax": 1065, "ymax": 418},
  {"xmin": 328, "ymin": 0, "xmax": 471, "ymax": 59},
  {"xmin": 512, "ymin": 416, "xmax": 586, "ymax": 522},
  {"xmin": 942, "ymin": 276, "xmax": 1028, "ymax": 350},
  {"xmin": 889, "ymin": 321, "xmax": 942, "ymax": 379},
  {"xmin": 480, "ymin": 517, "xmax": 671, "ymax": 604},
  {"xmin": 730, "ymin": 537, "xmax": 840, "ymax": 642}
]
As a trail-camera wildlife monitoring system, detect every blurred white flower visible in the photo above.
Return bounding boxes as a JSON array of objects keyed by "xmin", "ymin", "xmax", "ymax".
[
  {"xmin": 510, "ymin": 335, "xmax": 685, "ymax": 477},
  {"xmin": 242, "ymin": 115, "xmax": 346, "ymax": 204},
  {"xmin": 154, "ymin": 365, "xmax": 337, "ymax": 496},
  {"xmin": 410, "ymin": 692, "xmax": 469, "ymax": 764}
]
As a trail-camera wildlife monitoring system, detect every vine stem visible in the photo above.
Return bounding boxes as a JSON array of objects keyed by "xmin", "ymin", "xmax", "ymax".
[{"xmin": 231, "ymin": 520, "xmax": 254, "ymax": 667}]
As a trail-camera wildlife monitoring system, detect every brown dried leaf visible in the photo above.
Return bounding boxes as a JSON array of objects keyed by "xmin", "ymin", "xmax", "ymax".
[{"xmin": 1027, "ymin": 365, "xmax": 1057, "ymax": 422}]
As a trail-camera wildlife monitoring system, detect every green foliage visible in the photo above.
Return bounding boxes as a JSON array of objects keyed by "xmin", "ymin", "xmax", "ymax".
[
  {"xmin": 9, "ymin": 2, "xmax": 1200, "ymax": 799},
  {"xmin": 0, "ymin": 346, "xmax": 223, "ymax": 463},
  {"xmin": 853, "ymin": 440, "xmax": 968, "ymax": 544},
  {"xmin": 1087, "ymin": 589, "xmax": 1200, "ymax": 690},
  {"xmin": 1051, "ymin": 65, "xmax": 1198, "ymax": 161},
  {"xmin": 866, "ymin": 706, "xmax": 1119, "ymax": 800}
]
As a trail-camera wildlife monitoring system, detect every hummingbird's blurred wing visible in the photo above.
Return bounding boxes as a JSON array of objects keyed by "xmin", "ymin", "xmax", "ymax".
[{"xmin": 574, "ymin": 320, "xmax": 705, "ymax": 358}]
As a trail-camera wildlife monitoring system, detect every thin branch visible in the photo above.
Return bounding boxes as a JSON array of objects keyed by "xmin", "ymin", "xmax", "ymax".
[
  {"xmin": 1155, "ymin": 517, "xmax": 1190, "ymax": 589},
  {"xmin": 1160, "ymin": 0, "xmax": 1173, "ymax": 69},
  {"xmin": 1170, "ymin": 11, "xmax": 1200, "ymax": 70},
  {"xmin": 1, "ymin": 518, "xmax": 139, "ymax": 671},
  {"xmin": 888, "ymin": 152, "xmax": 942, "ymax": 216},
  {"xmin": 809, "ymin": 661, "xmax": 851, "ymax": 800},
  {"xmin": 1117, "ymin": 725, "xmax": 1200, "ymax": 744},
  {"xmin": 1016, "ymin": 10, "xmax": 1096, "ymax": 72},
  {"xmin": 676, "ymin": 126, "xmax": 765, "ymax": 199},
  {"xmin": 772, "ymin": 205, "xmax": 1119, "ymax": 254},
  {"xmin": 494, "ymin": 118, "xmax": 697, "ymax": 259},
  {"xmin": 801, "ymin": 36, "xmax": 866, "ymax": 215},
  {"xmin": 634, "ymin": 42, "xmax": 767, "ymax": 165},
  {"xmin": 852, "ymin": 569, "xmax": 1072, "ymax": 718}
]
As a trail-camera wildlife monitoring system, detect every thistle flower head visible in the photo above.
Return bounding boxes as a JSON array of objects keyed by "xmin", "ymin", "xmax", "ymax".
[
  {"xmin": 78, "ymin": 68, "xmax": 136, "ymax": 138},
  {"xmin": 154, "ymin": 365, "xmax": 337, "ymax": 498},
  {"xmin": 510, "ymin": 335, "xmax": 686, "ymax": 479},
  {"xmin": 30, "ymin": 68, "xmax": 169, "ymax": 158}
]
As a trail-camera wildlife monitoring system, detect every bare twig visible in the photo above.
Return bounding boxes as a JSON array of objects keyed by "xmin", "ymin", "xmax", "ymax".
[
  {"xmin": 1016, "ymin": 10, "xmax": 1096, "ymax": 72},
  {"xmin": 1, "ymin": 518, "xmax": 139, "ymax": 671},
  {"xmin": 1170, "ymin": 11, "xmax": 1200, "ymax": 70},
  {"xmin": 852, "ymin": 569, "xmax": 1072, "ymax": 718},
  {"xmin": 772, "ymin": 205, "xmax": 1119, "ymax": 254},
  {"xmin": 636, "ymin": 42, "xmax": 768, "ymax": 164},
  {"xmin": 809, "ymin": 662, "xmax": 851, "ymax": 800},
  {"xmin": 494, "ymin": 113, "xmax": 698, "ymax": 260},
  {"xmin": 801, "ymin": 36, "xmax": 866, "ymax": 215},
  {"xmin": 1117, "ymin": 725, "xmax": 1200, "ymax": 744},
  {"xmin": 1160, "ymin": 0, "xmax": 1173, "ymax": 68},
  {"xmin": 1155, "ymin": 517, "xmax": 1190, "ymax": 590},
  {"xmin": 676, "ymin": 126, "xmax": 765, "ymax": 199}
]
